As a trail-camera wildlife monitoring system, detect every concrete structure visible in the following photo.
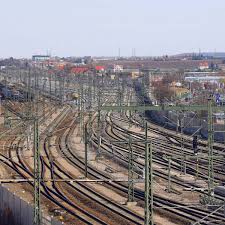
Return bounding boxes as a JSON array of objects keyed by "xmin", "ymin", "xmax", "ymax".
[{"xmin": 0, "ymin": 185, "xmax": 62, "ymax": 225}]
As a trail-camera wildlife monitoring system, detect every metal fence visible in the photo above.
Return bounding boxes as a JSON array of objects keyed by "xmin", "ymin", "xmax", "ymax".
[{"xmin": 0, "ymin": 185, "xmax": 63, "ymax": 225}]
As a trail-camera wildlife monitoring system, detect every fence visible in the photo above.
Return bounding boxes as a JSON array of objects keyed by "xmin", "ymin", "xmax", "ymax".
[{"xmin": 0, "ymin": 185, "xmax": 63, "ymax": 225}]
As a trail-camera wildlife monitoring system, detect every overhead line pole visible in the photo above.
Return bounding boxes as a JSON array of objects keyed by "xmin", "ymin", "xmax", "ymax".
[
  {"xmin": 84, "ymin": 123, "xmax": 88, "ymax": 178},
  {"xmin": 111, "ymin": 134, "xmax": 136, "ymax": 203},
  {"xmin": 208, "ymin": 96, "xmax": 214, "ymax": 200},
  {"xmin": 34, "ymin": 117, "xmax": 41, "ymax": 225},
  {"xmin": 145, "ymin": 122, "xmax": 154, "ymax": 225},
  {"xmin": 128, "ymin": 134, "xmax": 134, "ymax": 202},
  {"xmin": 96, "ymin": 88, "xmax": 101, "ymax": 159}
]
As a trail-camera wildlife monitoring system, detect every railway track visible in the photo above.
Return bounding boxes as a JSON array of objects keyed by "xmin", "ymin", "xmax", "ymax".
[
  {"xmin": 1, "ymin": 94, "xmax": 225, "ymax": 224},
  {"xmin": 112, "ymin": 111, "xmax": 225, "ymax": 181},
  {"xmin": 0, "ymin": 104, "xmax": 97, "ymax": 224},
  {"xmin": 52, "ymin": 113, "xmax": 144, "ymax": 224},
  {"xmin": 87, "ymin": 111, "xmax": 225, "ymax": 224},
  {"xmin": 0, "ymin": 101, "xmax": 145, "ymax": 224}
]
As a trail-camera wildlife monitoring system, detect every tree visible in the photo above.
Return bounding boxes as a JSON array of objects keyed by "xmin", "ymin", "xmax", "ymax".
[{"xmin": 154, "ymin": 84, "xmax": 174, "ymax": 102}]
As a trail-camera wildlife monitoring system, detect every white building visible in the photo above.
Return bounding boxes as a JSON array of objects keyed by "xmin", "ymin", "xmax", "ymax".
[
  {"xmin": 113, "ymin": 64, "xmax": 123, "ymax": 73},
  {"xmin": 185, "ymin": 76, "xmax": 225, "ymax": 83},
  {"xmin": 199, "ymin": 62, "xmax": 209, "ymax": 70}
]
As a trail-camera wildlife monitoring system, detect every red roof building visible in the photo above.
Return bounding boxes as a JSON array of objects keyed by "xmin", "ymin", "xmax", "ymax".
[
  {"xmin": 199, "ymin": 62, "xmax": 209, "ymax": 70},
  {"xmin": 71, "ymin": 67, "xmax": 89, "ymax": 74},
  {"xmin": 95, "ymin": 66, "xmax": 105, "ymax": 71}
]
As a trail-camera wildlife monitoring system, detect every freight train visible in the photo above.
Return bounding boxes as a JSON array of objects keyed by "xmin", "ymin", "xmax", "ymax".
[
  {"xmin": 214, "ymin": 186, "xmax": 225, "ymax": 198},
  {"xmin": 0, "ymin": 82, "xmax": 33, "ymax": 101}
]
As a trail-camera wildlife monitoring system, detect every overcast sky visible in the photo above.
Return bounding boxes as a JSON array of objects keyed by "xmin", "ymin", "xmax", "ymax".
[{"xmin": 0, "ymin": 0, "xmax": 225, "ymax": 58}]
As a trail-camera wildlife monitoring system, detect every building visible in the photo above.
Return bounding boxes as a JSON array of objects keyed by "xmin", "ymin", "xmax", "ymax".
[
  {"xmin": 219, "ymin": 64, "xmax": 225, "ymax": 71},
  {"xmin": 71, "ymin": 67, "xmax": 89, "ymax": 74},
  {"xmin": 185, "ymin": 76, "xmax": 225, "ymax": 83},
  {"xmin": 113, "ymin": 64, "xmax": 123, "ymax": 73},
  {"xmin": 199, "ymin": 62, "xmax": 209, "ymax": 70},
  {"xmin": 95, "ymin": 66, "xmax": 105, "ymax": 72},
  {"xmin": 32, "ymin": 55, "xmax": 50, "ymax": 62},
  {"xmin": 184, "ymin": 72, "xmax": 219, "ymax": 77},
  {"xmin": 170, "ymin": 81, "xmax": 182, "ymax": 87}
]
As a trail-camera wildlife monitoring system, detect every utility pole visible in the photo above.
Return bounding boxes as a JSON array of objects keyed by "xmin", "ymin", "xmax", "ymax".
[
  {"xmin": 128, "ymin": 90, "xmax": 132, "ymax": 128},
  {"xmin": 26, "ymin": 68, "xmax": 32, "ymax": 117},
  {"xmin": 78, "ymin": 80, "xmax": 84, "ymax": 142},
  {"xmin": 145, "ymin": 122, "xmax": 154, "ymax": 225},
  {"xmin": 54, "ymin": 73, "xmax": 57, "ymax": 97},
  {"xmin": 77, "ymin": 80, "xmax": 82, "ymax": 140},
  {"xmin": 88, "ymin": 76, "xmax": 92, "ymax": 124},
  {"xmin": 128, "ymin": 134, "xmax": 134, "ymax": 202},
  {"xmin": 84, "ymin": 123, "xmax": 88, "ymax": 178},
  {"xmin": 93, "ymin": 71, "xmax": 96, "ymax": 101},
  {"xmin": 34, "ymin": 118, "xmax": 41, "ymax": 225},
  {"xmin": 4, "ymin": 108, "xmax": 11, "ymax": 128},
  {"xmin": 167, "ymin": 157, "xmax": 171, "ymax": 192},
  {"xmin": 49, "ymin": 71, "xmax": 52, "ymax": 97},
  {"xmin": 81, "ymin": 82, "xmax": 84, "ymax": 141},
  {"xmin": 59, "ymin": 75, "xmax": 65, "ymax": 104},
  {"xmin": 180, "ymin": 116, "xmax": 186, "ymax": 175},
  {"xmin": 31, "ymin": 66, "xmax": 41, "ymax": 225},
  {"xmin": 208, "ymin": 96, "xmax": 214, "ymax": 199},
  {"xmin": 96, "ymin": 88, "xmax": 101, "ymax": 159},
  {"xmin": 117, "ymin": 89, "xmax": 122, "ymax": 115},
  {"xmin": 111, "ymin": 133, "xmax": 135, "ymax": 203},
  {"xmin": 195, "ymin": 154, "xmax": 199, "ymax": 180}
]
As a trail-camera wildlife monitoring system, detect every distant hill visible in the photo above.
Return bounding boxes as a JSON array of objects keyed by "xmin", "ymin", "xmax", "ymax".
[
  {"xmin": 172, "ymin": 52, "xmax": 225, "ymax": 59},
  {"xmin": 201, "ymin": 52, "xmax": 225, "ymax": 58}
]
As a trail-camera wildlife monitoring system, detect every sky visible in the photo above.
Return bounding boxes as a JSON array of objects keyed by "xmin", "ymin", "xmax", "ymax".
[{"xmin": 0, "ymin": 0, "xmax": 225, "ymax": 58}]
